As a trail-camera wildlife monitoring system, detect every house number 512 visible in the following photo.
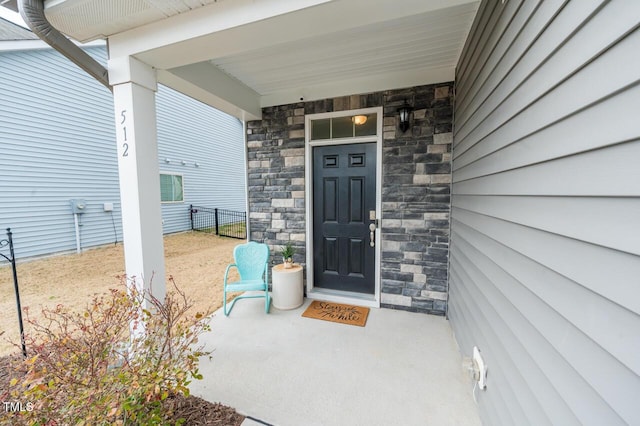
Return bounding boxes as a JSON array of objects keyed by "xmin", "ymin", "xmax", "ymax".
[{"xmin": 119, "ymin": 109, "xmax": 129, "ymax": 157}]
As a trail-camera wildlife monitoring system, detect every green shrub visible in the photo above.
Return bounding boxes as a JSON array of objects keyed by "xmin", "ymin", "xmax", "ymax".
[{"xmin": 7, "ymin": 277, "xmax": 212, "ymax": 425}]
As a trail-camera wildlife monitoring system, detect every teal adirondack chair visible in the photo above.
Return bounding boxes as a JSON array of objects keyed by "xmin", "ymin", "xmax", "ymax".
[{"xmin": 223, "ymin": 241, "xmax": 271, "ymax": 316}]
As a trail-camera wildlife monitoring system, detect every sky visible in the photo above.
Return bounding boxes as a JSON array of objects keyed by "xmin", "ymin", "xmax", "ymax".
[{"xmin": 0, "ymin": 6, "xmax": 28, "ymax": 28}]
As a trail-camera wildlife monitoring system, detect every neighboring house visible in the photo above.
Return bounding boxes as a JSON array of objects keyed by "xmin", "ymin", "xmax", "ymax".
[
  {"xmin": 0, "ymin": 18, "xmax": 246, "ymax": 259},
  {"xmin": 3, "ymin": 1, "xmax": 638, "ymax": 425}
]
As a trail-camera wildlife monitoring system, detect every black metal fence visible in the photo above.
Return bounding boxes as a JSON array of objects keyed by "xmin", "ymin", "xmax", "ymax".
[
  {"xmin": 1, "ymin": 228, "xmax": 27, "ymax": 358},
  {"xmin": 190, "ymin": 205, "xmax": 247, "ymax": 239}
]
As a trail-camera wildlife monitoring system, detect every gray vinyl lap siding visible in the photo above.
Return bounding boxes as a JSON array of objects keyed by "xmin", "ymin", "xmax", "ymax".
[
  {"xmin": 156, "ymin": 85, "xmax": 246, "ymax": 234},
  {"xmin": 1, "ymin": 47, "xmax": 121, "ymax": 258},
  {"xmin": 1, "ymin": 46, "xmax": 245, "ymax": 260},
  {"xmin": 449, "ymin": 1, "xmax": 640, "ymax": 425}
]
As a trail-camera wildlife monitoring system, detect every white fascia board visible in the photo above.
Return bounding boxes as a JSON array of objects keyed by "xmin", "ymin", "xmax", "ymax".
[
  {"xmin": 158, "ymin": 67, "xmax": 261, "ymax": 121},
  {"xmin": 108, "ymin": 0, "xmax": 331, "ymax": 60},
  {"xmin": 109, "ymin": 0, "xmax": 478, "ymax": 70},
  {"xmin": 260, "ymin": 66, "xmax": 455, "ymax": 108},
  {"xmin": 0, "ymin": 38, "xmax": 105, "ymax": 52},
  {"xmin": 0, "ymin": 39, "xmax": 49, "ymax": 51}
]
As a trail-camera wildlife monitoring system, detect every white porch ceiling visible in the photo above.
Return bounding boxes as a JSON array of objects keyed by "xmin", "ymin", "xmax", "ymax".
[
  {"xmin": 40, "ymin": 0, "xmax": 479, "ymax": 120},
  {"xmin": 212, "ymin": 6, "xmax": 473, "ymax": 95}
]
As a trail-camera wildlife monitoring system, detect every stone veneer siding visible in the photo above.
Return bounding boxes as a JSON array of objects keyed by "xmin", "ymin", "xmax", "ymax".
[{"xmin": 246, "ymin": 83, "xmax": 453, "ymax": 315}]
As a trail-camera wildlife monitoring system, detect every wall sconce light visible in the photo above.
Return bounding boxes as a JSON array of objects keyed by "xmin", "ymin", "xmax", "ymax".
[
  {"xmin": 164, "ymin": 158, "xmax": 171, "ymax": 163},
  {"xmin": 194, "ymin": 162, "xmax": 200, "ymax": 167},
  {"xmin": 397, "ymin": 101, "xmax": 413, "ymax": 133},
  {"xmin": 181, "ymin": 160, "xmax": 187, "ymax": 165},
  {"xmin": 352, "ymin": 115, "xmax": 368, "ymax": 126}
]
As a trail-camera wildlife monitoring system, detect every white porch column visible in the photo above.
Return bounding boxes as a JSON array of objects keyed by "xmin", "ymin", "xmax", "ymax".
[{"xmin": 108, "ymin": 56, "xmax": 166, "ymax": 302}]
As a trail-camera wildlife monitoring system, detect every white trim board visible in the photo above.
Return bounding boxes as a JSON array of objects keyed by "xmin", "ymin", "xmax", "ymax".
[
  {"xmin": 0, "ymin": 39, "xmax": 105, "ymax": 52},
  {"xmin": 304, "ymin": 106, "xmax": 383, "ymax": 308}
]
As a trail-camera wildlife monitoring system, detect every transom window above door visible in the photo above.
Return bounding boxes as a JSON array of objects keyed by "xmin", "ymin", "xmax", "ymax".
[{"xmin": 310, "ymin": 113, "xmax": 377, "ymax": 140}]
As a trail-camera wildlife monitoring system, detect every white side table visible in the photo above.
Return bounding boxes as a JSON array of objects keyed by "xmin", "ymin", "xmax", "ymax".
[{"xmin": 272, "ymin": 264, "xmax": 304, "ymax": 310}]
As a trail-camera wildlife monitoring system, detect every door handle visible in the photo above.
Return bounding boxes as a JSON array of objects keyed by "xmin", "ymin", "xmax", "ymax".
[{"xmin": 369, "ymin": 223, "xmax": 376, "ymax": 247}]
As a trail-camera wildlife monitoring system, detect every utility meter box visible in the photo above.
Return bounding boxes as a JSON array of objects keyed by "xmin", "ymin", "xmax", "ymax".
[{"xmin": 70, "ymin": 199, "xmax": 87, "ymax": 214}]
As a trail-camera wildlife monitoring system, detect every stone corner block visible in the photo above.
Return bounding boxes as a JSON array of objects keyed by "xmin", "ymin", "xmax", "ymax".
[
  {"xmin": 289, "ymin": 129, "xmax": 305, "ymax": 139},
  {"xmin": 381, "ymin": 293, "xmax": 412, "ymax": 307},
  {"xmin": 285, "ymin": 156, "xmax": 305, "ymax": 167},
  {"xmin": 434, "ymin": 86, "xmax": 450, "ymax": 99},
  {"xmin": 272, "ymin": 198, "xmax": 294, "ymax": 208},
  {"xmin": 413, "ymin": 175, "xmax": 431, "ymax": 185},
  {"xmin": 421, "ymin": 290, "xmax": 448, "ymax": 301},
  {"xmin": 400, "ymin": 264, "xmax": 422, "ymax": 274},
  {"xmin": 433, "ymin": 133, "xmax": 453, "ymax": 145}
]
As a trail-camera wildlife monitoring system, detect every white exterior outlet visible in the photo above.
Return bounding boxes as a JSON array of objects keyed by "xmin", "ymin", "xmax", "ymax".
[
  {"xmin": 103, "ymin": 202, "xmax": 114, "ymax": 212},
  {"xmin": 473, "ymin": 346, "xmax": 487, "ymax": 390}
]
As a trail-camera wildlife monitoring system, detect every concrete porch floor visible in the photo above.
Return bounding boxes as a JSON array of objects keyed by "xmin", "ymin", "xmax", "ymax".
[{"xmin": 191, "ymin": 296, "xmax": 482, "ymax": 426}]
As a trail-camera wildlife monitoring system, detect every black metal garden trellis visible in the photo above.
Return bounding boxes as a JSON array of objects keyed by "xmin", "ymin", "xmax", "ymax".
[{"xmin": 0, "ymin": 228, "xmax": 26, "ymax": 358}]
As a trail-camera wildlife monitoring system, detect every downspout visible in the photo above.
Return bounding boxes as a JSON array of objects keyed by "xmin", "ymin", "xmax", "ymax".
[{"xmin": 18, "ymin": 0, "xmax": 111, "ymax": 92}]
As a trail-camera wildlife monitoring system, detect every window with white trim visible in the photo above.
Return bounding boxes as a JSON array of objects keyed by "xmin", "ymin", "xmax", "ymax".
[
  {"xmin": 160, "ymin": 173, "xmax": 184, "ymax": 203},
  {"xmin": 310, "ymin": 113, "xmax": 378, "ymax": 140}
]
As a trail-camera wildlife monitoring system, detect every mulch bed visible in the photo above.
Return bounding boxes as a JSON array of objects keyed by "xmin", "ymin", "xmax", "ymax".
[
  {"xmin": 0, "ymin": 354, "xmax": 244, "ymax": 425},
  {"xmin": 162, "ymin": 393, "xmax": 244, "ymax": 425}
]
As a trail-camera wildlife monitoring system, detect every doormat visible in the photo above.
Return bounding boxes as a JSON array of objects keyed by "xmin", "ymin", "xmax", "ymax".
[{"xmin": 302, "ymin": 300, "xmax": 369, "ymax": 327}]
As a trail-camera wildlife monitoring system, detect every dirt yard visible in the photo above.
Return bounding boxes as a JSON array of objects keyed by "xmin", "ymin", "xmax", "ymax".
[{"xmin": 0, "ymin": 231, "xmax": 240, "ymax": 356}]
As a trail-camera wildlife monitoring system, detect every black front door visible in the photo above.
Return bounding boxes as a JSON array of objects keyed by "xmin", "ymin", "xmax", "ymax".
[{"xmin": 313, "ymin": 143, "xmax": 376, "ymax": 294}]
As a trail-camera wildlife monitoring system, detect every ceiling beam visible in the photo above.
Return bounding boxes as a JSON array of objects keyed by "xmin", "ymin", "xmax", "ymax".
[{"xmin": 160, "ymin": 63, "xmax": 261, "ymax": 121}]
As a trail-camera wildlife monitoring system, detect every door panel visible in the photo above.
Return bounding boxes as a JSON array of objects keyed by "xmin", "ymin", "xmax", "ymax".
[
  {"xmin": 349, "ymin": 239, "xmax": 364, "ymax": 275},
  {"xmin": 324, "ymin": 237, "xmax": 338, "ymax": 272},
  {"xmin": 349, "ymin": 177, "xmax": 364, "ymax": 222},
  {"xmin": 313, "ymin": 143, "xmax": 376, "ymax": 294},
  {"xmin": 323, "ymin": 178, "xmax": 338, "ymax": 222}
]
